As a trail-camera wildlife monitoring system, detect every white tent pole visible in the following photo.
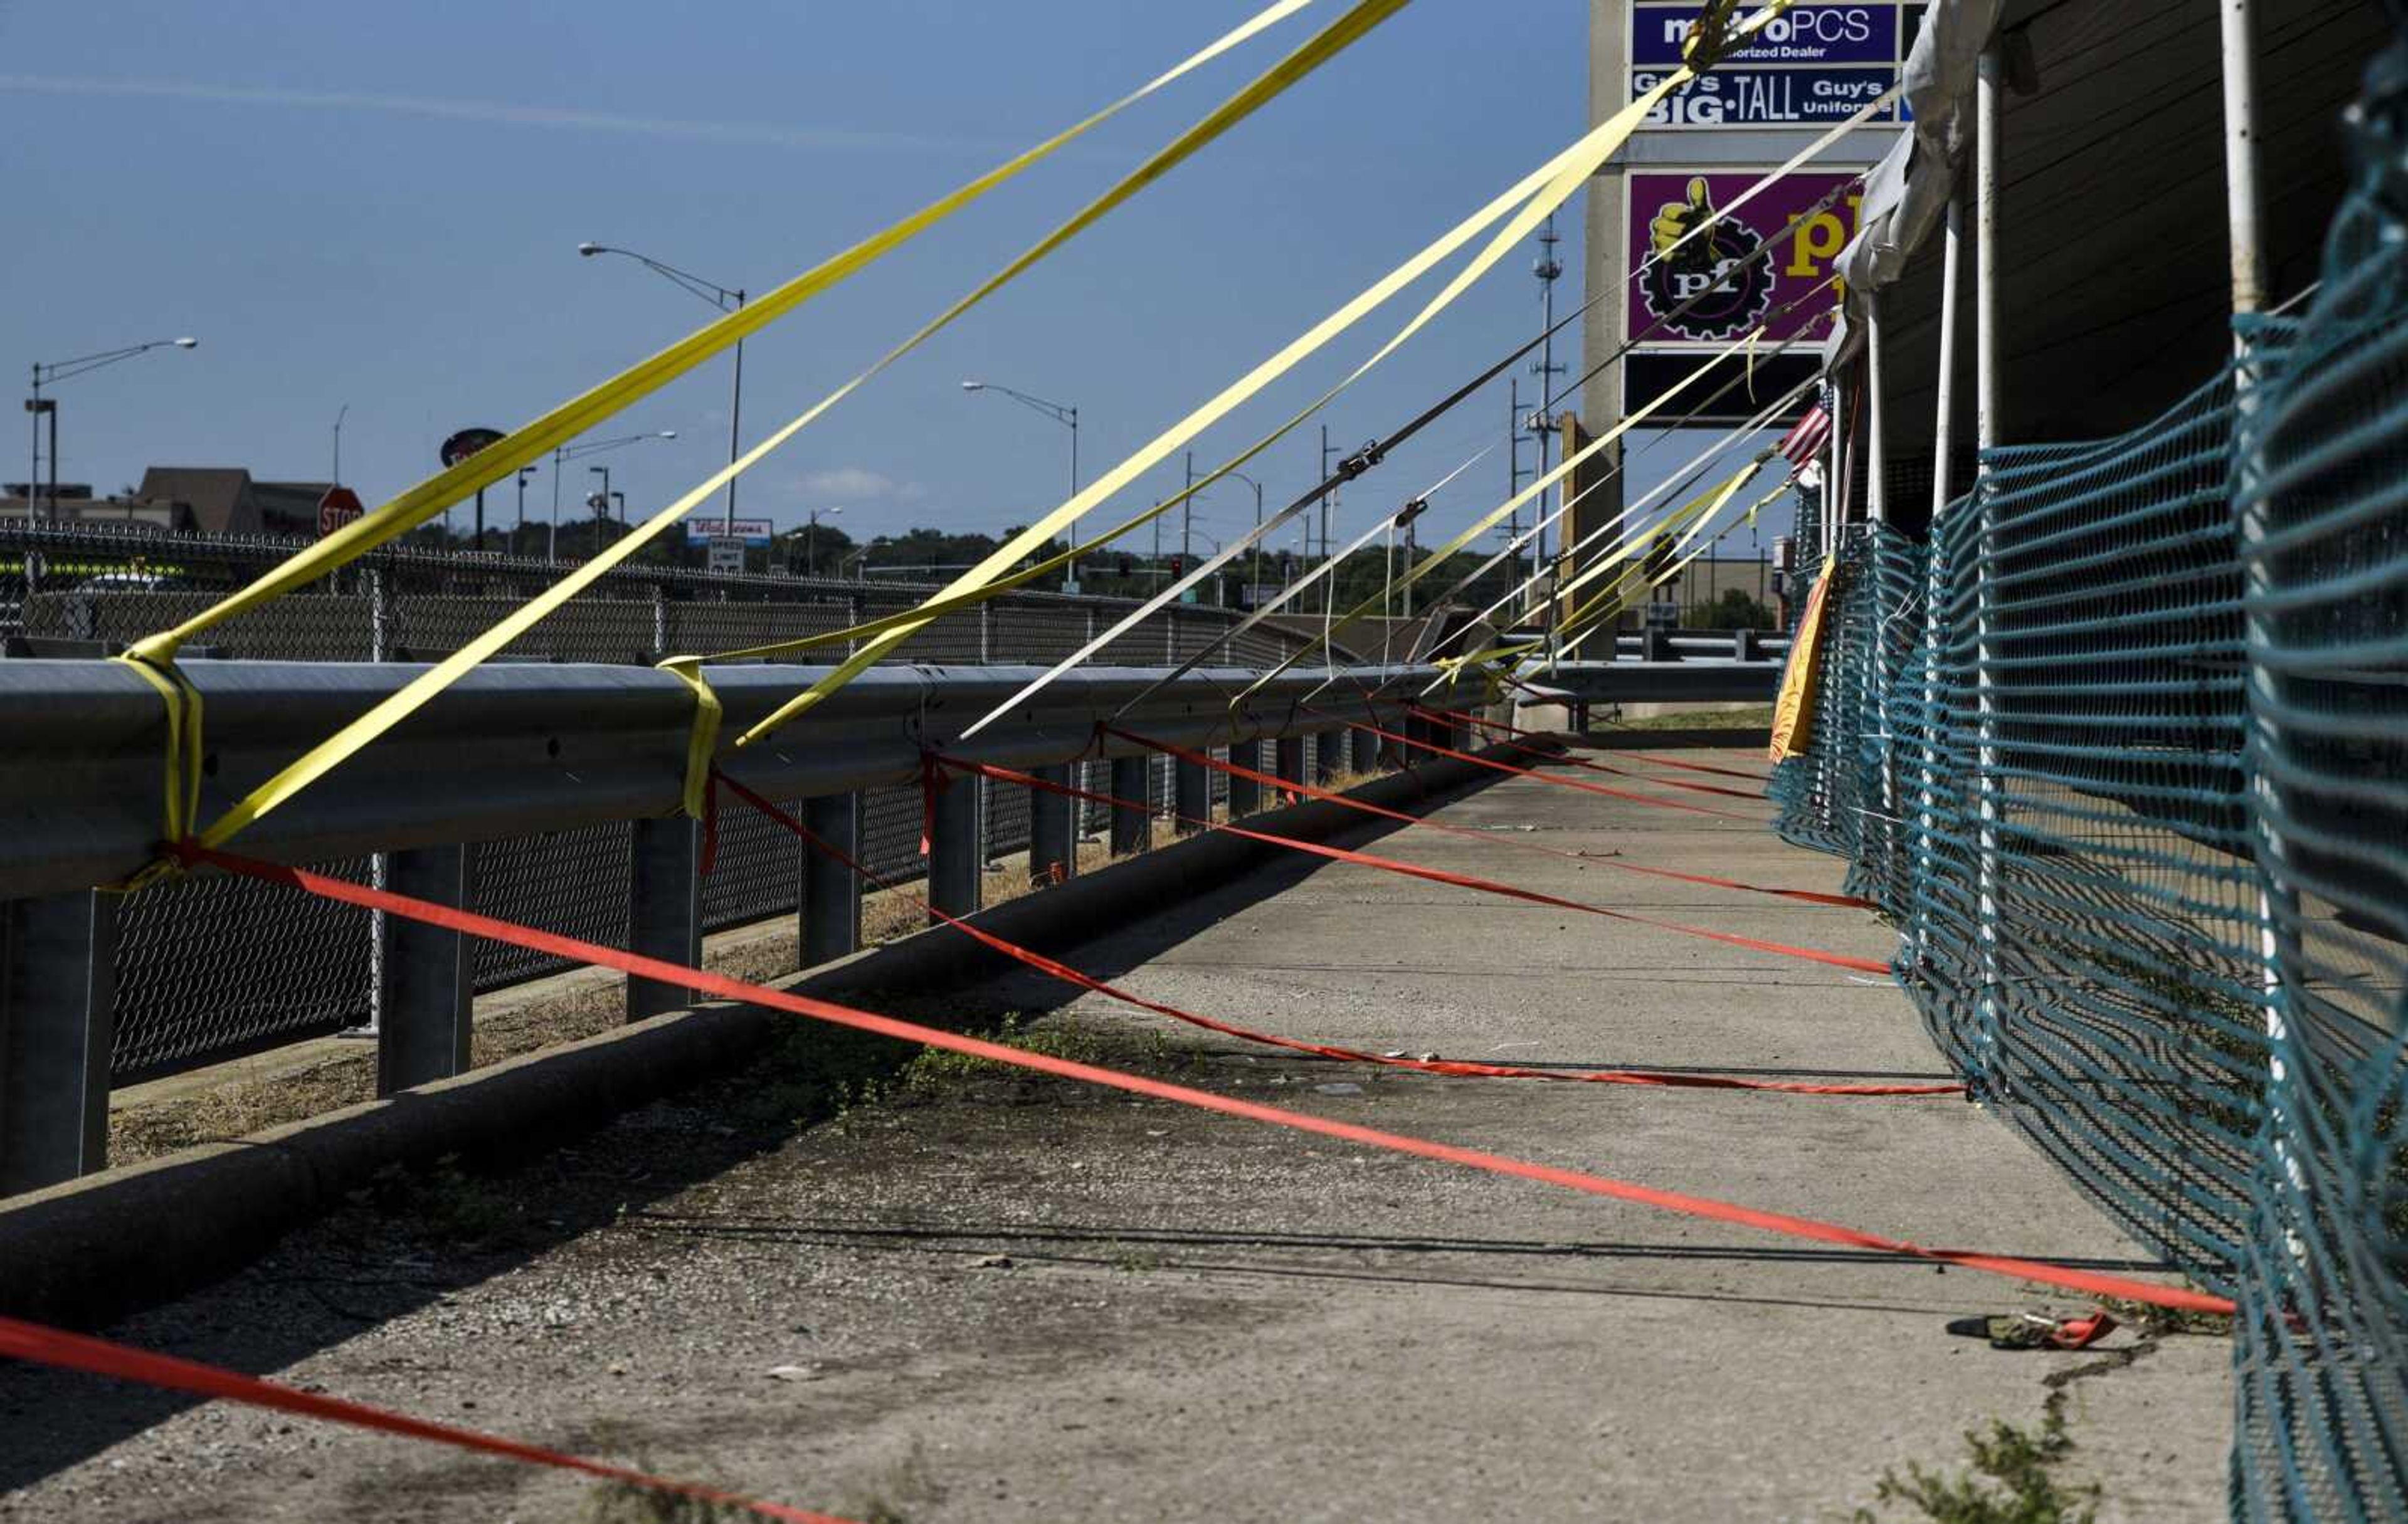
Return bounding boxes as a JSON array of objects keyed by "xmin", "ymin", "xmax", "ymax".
[
  {"xmin": 2221, "ymin": 0, "xmax": 2268, "ymax": 318},
  {"xmin": 1973, "ymin": 39, "xmax": 2005, "ymax": 1098},
  {"xmin": 1866, "ymin": 296, "xmax": 1887, "ymax": 528}
]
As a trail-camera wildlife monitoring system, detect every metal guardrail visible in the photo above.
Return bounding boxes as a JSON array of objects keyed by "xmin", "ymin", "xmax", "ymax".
[
  {"xmin": 0, "ymin": 649, "xmax": 1784, "ymax": 1194},
  {"xmin": 0, "ymin": 659, "xmax": 1448, "ymax": 1192}
]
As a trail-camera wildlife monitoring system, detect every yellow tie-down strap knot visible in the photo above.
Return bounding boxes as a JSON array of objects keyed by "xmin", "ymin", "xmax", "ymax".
[
  {"xmin": 656, "ymin": 656, "xmax": 726, "ymax": 823},
  {"xmin": 108, "ymin": 649, "xmax": 206, "ymax": 891}
]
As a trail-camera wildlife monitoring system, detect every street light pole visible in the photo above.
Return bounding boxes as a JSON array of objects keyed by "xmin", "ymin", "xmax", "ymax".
[
  {"xmin": 803, "ymin": 505, "xmax": 843, "ymax": 575},
  {"xmin": 547, "ymin": 431, "xmax": 677, "ymax": 562},
  {"xmin": 26, "ymin": 337, "xmax": 197, "ymax": 522},
  {"xmin": 1220, "ymin": 467, "xmax": 1264, "ymax": 610},
  {"xmin": 961, "ymin": 379, "xmax": 1077, "ymax": 587},
  {"xmin": 579, "ymin": 243, "xmax": 744, "ymax": 534},
  {"xmin": 515, "ymin": 466, "xmax": 537, "ymax": 554}
]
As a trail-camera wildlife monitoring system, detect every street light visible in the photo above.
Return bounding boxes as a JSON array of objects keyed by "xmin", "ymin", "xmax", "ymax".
[
  {"xmin": 1219, "ymin": 467, "xmax": 1265, "ymax": 610},
  {"xmin": 514, "ymin": 465, "xmax": 538, "ymax": 554},
  {"xmin": 580, "ymin": 243, "xmax": 746, "ymax": 535},
  {"xmin": 547, "ymin": 430, "xmax": 676, "ymax": 562},
  {"xmin": 26, "ymin": 337, "xmax": 197, "ymax": 522},
  {"xmin": 961, "ymin": 379, "xmax": 1078, "ymax": 589},
  {"xmin": 801, "ymin": 505, "xmax": 842, "ymax": 576}
]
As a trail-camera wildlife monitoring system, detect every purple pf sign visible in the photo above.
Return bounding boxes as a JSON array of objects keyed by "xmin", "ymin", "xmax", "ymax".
[{"xmin": 1625, "ymin": 170, "xmax": 1862, "ymax": 348}]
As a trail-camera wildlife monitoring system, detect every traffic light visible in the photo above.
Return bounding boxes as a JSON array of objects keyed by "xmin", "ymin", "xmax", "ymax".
[
  {"xmin": 1118, "ymin": 555, "xmax": 1133, "ymax": 577},
  {"xmin": 1171, "ymin": 555, "xmax": 1184, "ymax": 576}
]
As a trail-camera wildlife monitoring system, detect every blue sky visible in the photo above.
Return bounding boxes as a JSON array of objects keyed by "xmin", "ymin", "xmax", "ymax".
[{"xmin": 1, "ymin": 1, "xmax": 1787, "ymax": 564}]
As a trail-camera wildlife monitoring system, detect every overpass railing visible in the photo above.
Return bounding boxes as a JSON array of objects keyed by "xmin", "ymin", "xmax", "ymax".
[{"xmin": 0, "ymin": 657, "xmax": 1481, "ymax": 1191}]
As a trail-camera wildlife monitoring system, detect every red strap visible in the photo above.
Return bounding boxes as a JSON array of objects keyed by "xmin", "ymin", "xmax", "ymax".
[
  {"xmin": 916, "ymin": 754, "xmax": 941, "ymax": 856},
  {"xmin": 1409, "ymin": 703, "xmax": 1770, "ymax": 800},
  {"xmin": 174, "ymin": 840, "xmax": 2231, "ymax": 1316},
  {"xmin": 958, "ymin": 755, "xmax": 1894, "ymax": 976},
  {"xmin": 1341, "ymin": 714, "xmax": 1760, "ymax": 821},
  {"xmin": 1104, "ymin": 725, "xmax": 1870, "ymax": 910},
  {"xmin": 716, "ymin": 772, "xmax": 1951, "ymax": 1098},
  {"xmin": 1430, "ymin": 704, "xmax": 1778, "ymax": 784},
  {"xmin": 1624, "ymin": 750, "xmax": 1776, "ymax": 783},
  {"xmin": 0, "ymin": 1316, "xmax": 847, "ymax": 1523}
]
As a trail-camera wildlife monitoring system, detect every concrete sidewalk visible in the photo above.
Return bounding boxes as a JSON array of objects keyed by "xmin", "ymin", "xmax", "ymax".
[{"xmin": 0, "ymin": 743, "xmax": 2231, "ymax": 1523}]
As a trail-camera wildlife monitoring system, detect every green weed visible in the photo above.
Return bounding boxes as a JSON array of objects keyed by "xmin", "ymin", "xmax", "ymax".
[{"xmin": 1856, "ymin": 1394, "xmax": 2100, "ymax": 1524}]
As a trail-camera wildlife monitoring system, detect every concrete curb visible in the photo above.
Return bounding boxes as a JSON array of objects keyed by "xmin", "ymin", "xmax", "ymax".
[{"xmin": 0, "ymin": 749, "xmax": 1500, "ymax": 1330}]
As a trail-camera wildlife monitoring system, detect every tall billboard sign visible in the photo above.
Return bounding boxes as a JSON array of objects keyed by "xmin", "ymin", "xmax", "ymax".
[
  {"xmin": 1613, "ymin": 2, "xmax": 1909, "ymax": 425},
  {"xmin": 1627, "ymin": 170, "xmax": 1861, "ymax": 349},
  {"xmin": 1630, "ymin": 3, "xmax": 1920, "ymax": 127}
]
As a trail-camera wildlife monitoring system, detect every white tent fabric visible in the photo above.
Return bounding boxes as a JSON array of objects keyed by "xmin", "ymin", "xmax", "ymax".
[{"xmin": 1825, "ymin": 0, "xmax": 2005, "ymax": 367}]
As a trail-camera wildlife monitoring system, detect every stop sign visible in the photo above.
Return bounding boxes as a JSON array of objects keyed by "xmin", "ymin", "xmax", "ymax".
[{"xmin": 317, "ymin": 485, "xmax": 366, "ymax": 537}]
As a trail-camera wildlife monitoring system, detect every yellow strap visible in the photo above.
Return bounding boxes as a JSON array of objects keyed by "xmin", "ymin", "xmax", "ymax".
[
  {"xmin": 126, "ymin": 2, "xmax": 1309, "ymax": 671},
  {"xmin": 698, "ymin": 487, "xmax": 1188, "ymax": 664},
  {"xmin": 1770, "ymin": 564, "xmax": 1835, "ymax": 760},
  {"xmin": 1554, "ymin": 458, "xmax": 1763, "ymax": 636},
  {"xmin": 109, "ymin": 656, "xmax": 203, "ymax": 889},
  {"xmin": 656, "ymin": 657, "xmax": 726, "ymax": 821},
  {"xmin": 1235, "ymin": 307, "xmax": 1795, "ymax": 702},
  {"xmin": 1549, "ymin": 458, "xmax": 1779, "ymax": 659},
  {"xmin": 725, "ymin": 3, "xmax": 1808, "ymax": 750},
  {"xmin": 186, "ymin": 1, "xmax": 1378, "ymax": 850}
]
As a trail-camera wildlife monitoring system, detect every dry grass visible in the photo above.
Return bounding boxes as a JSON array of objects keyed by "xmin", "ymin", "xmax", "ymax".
[{"xmin": 1590, "ymin": 703, "xmax": 1775, "ymax": 733}]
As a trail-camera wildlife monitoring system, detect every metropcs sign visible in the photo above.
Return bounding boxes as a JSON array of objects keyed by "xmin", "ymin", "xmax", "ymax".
[{"xmin": 1630, "ymin": 2, "xmax": 1921, "ymax": 127}]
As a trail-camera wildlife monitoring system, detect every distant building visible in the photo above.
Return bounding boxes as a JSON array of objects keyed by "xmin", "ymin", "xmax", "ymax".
[{"xmin": 1, "ymin": 468, "xmax": 334, "ymax": 536}]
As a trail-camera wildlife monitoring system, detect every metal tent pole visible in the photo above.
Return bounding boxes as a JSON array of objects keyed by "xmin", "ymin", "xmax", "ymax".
[
  {"xmin": 1919, "ymin": 178, "xmax": 1967, "ymax": 967},
  {"xmin": 1973, "ymin": 39, "xmax": 2005, "ymax": 1098}
]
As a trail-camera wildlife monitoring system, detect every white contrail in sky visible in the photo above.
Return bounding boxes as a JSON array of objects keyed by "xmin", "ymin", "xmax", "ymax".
[{"xmin": 0, "ymin": 73, "xmax": 1042, "ymax": 157}]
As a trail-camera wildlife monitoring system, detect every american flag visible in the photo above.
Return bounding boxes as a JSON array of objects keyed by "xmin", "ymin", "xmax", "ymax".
[{"xmin": 1778, "ymin": 404, "xmax": 1833, "ymax": 468}]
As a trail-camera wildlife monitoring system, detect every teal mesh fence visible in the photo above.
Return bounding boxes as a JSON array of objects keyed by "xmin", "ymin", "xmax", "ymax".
[
  {"xmin": 2227, "ymin": 50, "xmax": 2408, "ymax": 1518},
  {"xmin": 1765, "ymin": 38, "xmax": 2408, "ymax": 1521}
]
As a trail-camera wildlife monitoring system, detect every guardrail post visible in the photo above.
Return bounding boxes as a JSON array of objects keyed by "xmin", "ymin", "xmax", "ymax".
[
  {"xmin": 0, "ymin": 890, "xmax": 118, "ymax": 1192},
  {"xmin": 1174, "ymin": 748, "xmax": 1210, "ymax": 833},
  {"xmin": 1349, "ymin": 725, "xmax": 1376, "ymax": 775},
  {"xmin": 1274, "ymin": 735, "xmax": 1304, "ymax": 804},
  {"xmin": 928, "ymin": 767, "xmax": 982, "ymax": 919},
  {"xmin": 1109, "ymin": 755, "xmax": 1150, "ymax": 854},
  {"xmin": 1029, "ymin": 765, "xmax": 1076, "ymax": 885},
  {"xmin": 800, "ymin": 792, "xmax": 861, "ymax": 965},
  {"xmin": 376, "ymin": 844, "xmax": 475, "ymax": 1095},
  {"xmin": 627, "ymin": 817, "xmax": 701, "ymax": 1021},
  {"xmin": 1228, "ymin": 741, "xmax": 1262, "ymax": 816},
  {"xmin": 1735, "ymin": 628, "xmax": 1760, "ymax": 661}
]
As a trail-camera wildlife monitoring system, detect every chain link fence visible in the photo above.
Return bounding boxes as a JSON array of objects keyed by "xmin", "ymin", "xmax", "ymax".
[{"xmin": 0, "ymin": 525, "xmax": 1354, "ymax": 1081}]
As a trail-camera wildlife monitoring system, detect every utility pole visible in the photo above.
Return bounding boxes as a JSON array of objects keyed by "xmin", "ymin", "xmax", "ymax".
[
  {"xmin": 1319, "ymin": 425, "xmax": 1341, "ymax": 614},
  {"xmin": 1508, "ymin": 377, "xmax": 1529, "ymax": 596},
  {"xmin": 1530, "ymin": 213, "xmax": 1567, "ymax": 575}
]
